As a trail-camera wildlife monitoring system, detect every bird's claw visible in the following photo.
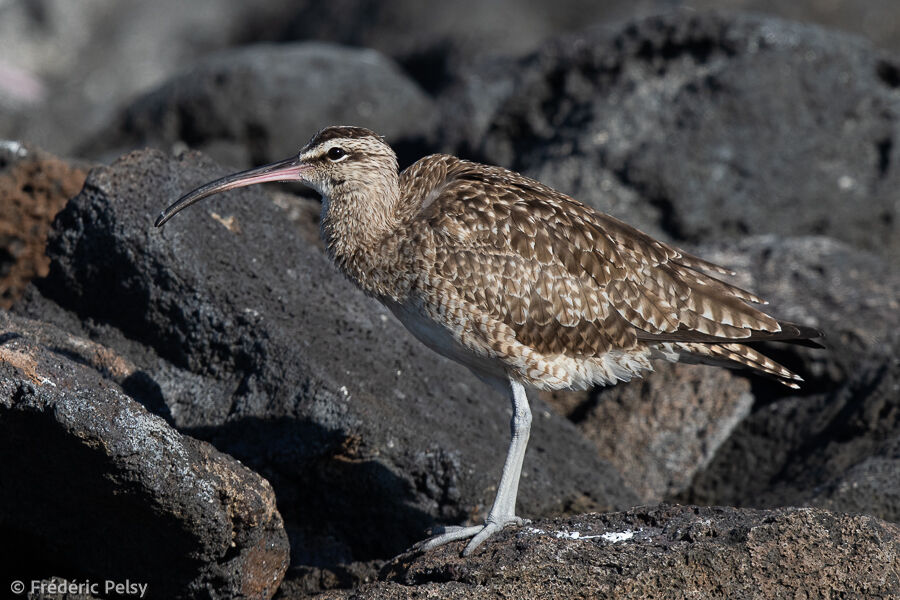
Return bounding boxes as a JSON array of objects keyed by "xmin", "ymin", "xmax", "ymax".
[{"xmin": 417, "ymin": 516, "xmax": 529, "ymax": 555}]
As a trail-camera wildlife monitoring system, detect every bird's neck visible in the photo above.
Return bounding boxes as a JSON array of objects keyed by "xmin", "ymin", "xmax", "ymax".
[{"xmin": 320, "ymin": 180, "xmax": 408, "ymax": 300}]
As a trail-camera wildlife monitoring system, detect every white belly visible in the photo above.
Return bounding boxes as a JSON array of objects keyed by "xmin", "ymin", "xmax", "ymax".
[{"xmin": 385, "ymin": 300, "xmax": 508, "ymax": 387}]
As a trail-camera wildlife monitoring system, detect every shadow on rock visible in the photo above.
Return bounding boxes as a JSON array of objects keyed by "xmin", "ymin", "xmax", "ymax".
[
  {"xmin": 0, "ymin": 408, "xmax": 203, "ymax": 592},
  {"xmin": 0, "ymin": 311, "xmax": 290, "ymax": 599},
  {"xmin": 185, "ymin": 416, "xmax": 442, "ymax": 564}
]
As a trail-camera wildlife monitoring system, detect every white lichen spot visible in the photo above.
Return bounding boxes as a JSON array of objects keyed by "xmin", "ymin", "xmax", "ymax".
[
  {"xmin": 554, "ymin": 530, "xmax": 603, "ymax": 540},
  {"xmin": 601, "ymin": 530, "xmax": 636, "ymax": 543}
]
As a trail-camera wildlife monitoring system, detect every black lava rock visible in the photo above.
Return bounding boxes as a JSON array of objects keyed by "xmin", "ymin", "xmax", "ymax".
[
  {"xmin": 480, "ymin": 11, "xmax": 900, "ymax": 260},
  {"xmin": 0, "ymin": 310, "xmax": 289, "ymax": 599},
  {"xmin": 16, "ymin": 148, "xmax": 639, "ymax": 587},
  {"xmin": 83, "ymin": 43, "xmax": 440, "ymax": 169}
]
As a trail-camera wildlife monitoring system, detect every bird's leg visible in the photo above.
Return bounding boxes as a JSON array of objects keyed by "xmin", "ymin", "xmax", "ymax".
[{"xmin": 419, "ymin": 378, "xmax": 532, "ymax": 555}]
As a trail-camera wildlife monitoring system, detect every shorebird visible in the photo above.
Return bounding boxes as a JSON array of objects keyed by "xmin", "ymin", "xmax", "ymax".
[{"xmin": 155, "ymin": 126, "xmax": 822, "ymax": 555}]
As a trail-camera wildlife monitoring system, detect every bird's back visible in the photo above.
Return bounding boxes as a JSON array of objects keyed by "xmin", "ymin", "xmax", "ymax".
[{"xmin": 392, "ymin": 154, "xmax": 819, "ymax": 390}]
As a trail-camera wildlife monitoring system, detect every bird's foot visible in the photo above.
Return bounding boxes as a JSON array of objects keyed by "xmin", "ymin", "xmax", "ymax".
[{"xmin": 417, "ymin": 516, "xmax": 530, "ymax": 556}]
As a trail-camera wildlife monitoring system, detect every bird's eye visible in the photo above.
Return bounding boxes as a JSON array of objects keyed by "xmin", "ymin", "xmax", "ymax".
[{"xmin": 327, "ymin": 147, "xmax": 347, "ymax": 161}]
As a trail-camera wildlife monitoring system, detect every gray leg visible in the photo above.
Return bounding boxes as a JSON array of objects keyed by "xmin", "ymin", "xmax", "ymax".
[{"xmin": 419, "ymin": 377, "xmax": 532, "ymax": 555}]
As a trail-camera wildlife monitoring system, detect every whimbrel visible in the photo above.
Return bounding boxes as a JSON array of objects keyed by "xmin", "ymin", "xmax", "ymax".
[{"xmin": 155, "ymin": 126, "xmax": 822, "ymax": 555}]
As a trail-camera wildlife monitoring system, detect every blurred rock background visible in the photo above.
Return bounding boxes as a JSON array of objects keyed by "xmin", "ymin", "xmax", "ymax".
[
  {"xmin": 3, "ymin": 0, "xmax": 900, "ymax": 161},
  {"xmin": 1, "ymin": 1, "xmax": 898, "ymax": 598}
]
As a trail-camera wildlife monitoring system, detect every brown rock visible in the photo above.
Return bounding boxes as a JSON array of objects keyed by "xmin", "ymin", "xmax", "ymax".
[
  {"xmin": 314, "ymin": 505, "xmax": 900, "ymax": 599},
  {"xmin": 0, "ymin": 143, "xmax": 86, "ymax": 308},
  {"xmin": 682, "ymin": 237, "xmax": 900, "ymax": 524},
  {"xmin": 544, "ymin": 363, "xmax": 753, "ymax": 503}
]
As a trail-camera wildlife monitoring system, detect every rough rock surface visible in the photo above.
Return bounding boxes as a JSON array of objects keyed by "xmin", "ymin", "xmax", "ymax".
[
  {"xmin": 314, "ymin": 505, "xmax": 900, "ymax": 599},
  {"xmin": 14, "ymin": 148, "xmax": 639, "ymax": 589},
  {"xmin": 544, "ymin": 363, "xmax": 753, "ymax": 503},
  {"xmin": 0, "ymin": 310, "xmax": 289, "ymax": 599},
  {"xmin": 683, "ymin": 339, "xmax": 900, "ymax": 523},
  {"xmin": 6, "ymin": 1, "xmax": 900, "ymax": 160},
  {"xmin": 0, "ymin": 142, "xmax": 86, "ymax": 308},
  {"xmin": 695, "ymin": 235, "xmax": 900, "ymax": 388},
  {"xmin": 480, "ymin": 11, "xmax": 900, "ymax": 260},
  {"xmin": 681, "ymin": 236, "xmax": 900, "ymax": 523},
  {"xmin": 4, "ymin": 7, "xmax": 900, "ymax": 599},
  {"xmin": 83, "ymin": 43, "xmax": 439, "ymax": 169}
]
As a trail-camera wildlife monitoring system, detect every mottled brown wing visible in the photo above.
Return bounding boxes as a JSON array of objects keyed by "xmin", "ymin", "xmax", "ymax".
[{"xmin": 410, "ymin": 157, "xmax": 799, "ymax": 359}]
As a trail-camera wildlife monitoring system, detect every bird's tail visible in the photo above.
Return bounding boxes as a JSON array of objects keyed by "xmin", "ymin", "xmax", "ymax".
[{"xmin": 668, "ymin": 340, "xmax": 805, "ymax": 389}]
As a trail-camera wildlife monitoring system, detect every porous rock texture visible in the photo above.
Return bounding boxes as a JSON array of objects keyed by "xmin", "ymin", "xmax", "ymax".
[
  {"xmin": 543, "ymin": 363, "xmax": 753, "ymax": 503},
  {"xmin": 0, "ymin": 310, "xmax": 289, "ymax": 599},
  {"xmin": 678, "ymin": 236, "xmax": 900, "ymax": 523},
  {"xmin": 13, "ymin": 148, "xmax": 638, "ymax": 592},
  {"xmin": 479, "ymin": 11, "xmax": 900, "ymax": 261},
  {"xmin": 316, "ymin": 505, "xmax": 900, "ymax": 599},
  {"xmin": 0, "ymin": 142, "xmax": 86, "ymax": 308},
  {"xmin": 3, "ymin": 6, "xmax": 900, "ymax": 599}
]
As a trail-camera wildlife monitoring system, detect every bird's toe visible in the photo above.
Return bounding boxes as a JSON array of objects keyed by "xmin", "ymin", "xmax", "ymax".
[
  {"xmin": 416, "ymin": 516, "xmax": 525, "ymax": 555},
  {"xmin": 462, "ymin": 522, "xmax": 503, "ymax": 555},
  {"xmin": 417, "ymin": 525, "xmax": 484, "ymax": 551}
]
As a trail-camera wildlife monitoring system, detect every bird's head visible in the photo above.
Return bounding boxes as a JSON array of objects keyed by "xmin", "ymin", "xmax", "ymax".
[{"xmin": 154, "ymin": 125, "xmax": 399, "ymax": 227}]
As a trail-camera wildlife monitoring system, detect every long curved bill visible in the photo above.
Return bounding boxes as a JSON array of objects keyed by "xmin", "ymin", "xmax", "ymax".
[{"xmin": 154, "ymin": 156, "xmax": 310, "ymax": 227}]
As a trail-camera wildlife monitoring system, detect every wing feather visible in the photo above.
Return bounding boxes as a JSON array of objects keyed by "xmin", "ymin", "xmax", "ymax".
[{"xmin": 404, "ymin": 155, "xmax": 821, "ymax": 383}]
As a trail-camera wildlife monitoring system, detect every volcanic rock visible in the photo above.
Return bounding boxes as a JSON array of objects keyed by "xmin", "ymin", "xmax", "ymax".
[
  {"xmin": 83, "ymin": 43, "xmax": 439, "ymax": 169},
  {"xmin": 0, "ymin": 142, "xmax": 86, "ymax": 309},
  {"xmin": 0, "ymin": 310, "xmax": 289, "ymax": 599},
  {"xmin": 481, "ymin": 11, "xmax": 900, "ymax": 260},
  {"xmin": 316, "ymin": 505, "xmax": 900, "ymax": 599},
  {"xmin": 14, "ymin": 148, "xmax": 639, "ymax": 588}
]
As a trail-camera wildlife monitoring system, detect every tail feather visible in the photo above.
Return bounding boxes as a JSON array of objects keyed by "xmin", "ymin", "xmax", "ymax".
[
  {"xmin": 636, "ymin": 319, "xmax": 824, "ymax": 346},
  {"xmin": 672, "ymin": 341, "xmax": 804, "ymax": 389}
]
